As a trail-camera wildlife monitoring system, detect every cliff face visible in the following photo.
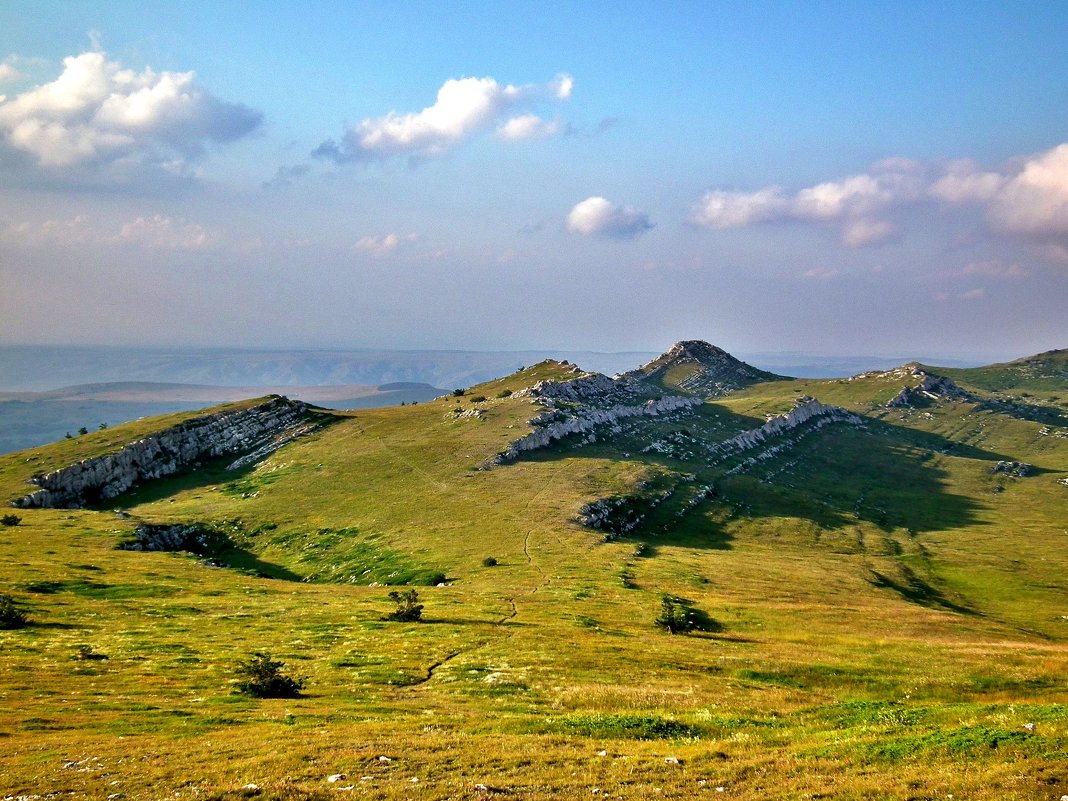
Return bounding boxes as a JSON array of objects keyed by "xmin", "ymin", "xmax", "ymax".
[{"xmin": 13, "ymin": 396, "xmax": 314, "ymax": 509}]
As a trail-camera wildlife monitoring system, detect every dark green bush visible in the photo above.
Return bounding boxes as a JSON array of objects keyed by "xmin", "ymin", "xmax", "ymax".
[
  {"xmin": 655, "ymin": 596, "xmax": 694, "ymax": 634},
  {"xmin": 496, "ymin": 389, "xmax": 513, "ymax": 398},
  {"xmin": 234, "ymin": 652, "xmax": 306, "ymax": 698},
  {"xmin": 451, "ymin": 388, "xmax": 466, "ymax": 397},
  {"xmin": 0, "ymin": 595, "xmax": 28, "ymax": 629},
  {"xmin": 469, "ymin": 395, "xmax": 486, "ymax": 403},
  {"xmin": 481, "ymin": 557, "xmax": 498, "ymax": 567},
  {"xmin": 386, "ymin": 589, "xmax": 423, "ymax": 622},
  {"xmin": 0, "ymin": 514, "xmax": 20, "ymax": 526}
]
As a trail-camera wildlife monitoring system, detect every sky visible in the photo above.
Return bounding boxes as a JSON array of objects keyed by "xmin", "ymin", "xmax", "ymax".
[{"xmin": 1, "ymin": 1, "xmax": 1067, "ymax": 361}]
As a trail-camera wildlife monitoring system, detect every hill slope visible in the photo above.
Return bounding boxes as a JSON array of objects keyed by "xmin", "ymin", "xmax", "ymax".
[
  {"xmin": 622, "ymin": 339, "xmax": 790, "ymax": 396},
  {"xmin": 1, "ymin": 345, "xmax": 1066, "ymax": 800}
]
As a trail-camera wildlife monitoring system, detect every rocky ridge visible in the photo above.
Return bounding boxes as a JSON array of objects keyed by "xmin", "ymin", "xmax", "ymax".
[
  {"xmin": 493, "ymin": 369, "xmax": 700, "ymax": 464},
  {"xmin": 13, "ymin": 396, "xmax": 316, "ymax": 509}
]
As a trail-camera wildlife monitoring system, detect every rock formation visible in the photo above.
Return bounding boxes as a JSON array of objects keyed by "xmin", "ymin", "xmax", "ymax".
[{"xmin": 13, "ymin": 396, "xmax": 316, "ymax": 509}]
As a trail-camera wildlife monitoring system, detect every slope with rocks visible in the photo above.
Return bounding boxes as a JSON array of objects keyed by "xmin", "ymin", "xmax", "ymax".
[{"xmin": 622, "ymin": 339, "xmax": 789, "ymax": 397}]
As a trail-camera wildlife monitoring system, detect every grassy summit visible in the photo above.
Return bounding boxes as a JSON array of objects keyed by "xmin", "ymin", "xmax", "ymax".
[{"xmin": 1, "ymin": 346, "xmax": 1066, "ymax": 800}]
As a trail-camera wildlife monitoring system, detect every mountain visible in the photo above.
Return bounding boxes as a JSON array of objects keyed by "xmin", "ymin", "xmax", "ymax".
[
  {"xmin": 1, "ymin": 343, "xmax": 1066, "ymax": 800},
  {"xmin": 621, "ymin": 339, "xmax": 790, "ymax": 396}
]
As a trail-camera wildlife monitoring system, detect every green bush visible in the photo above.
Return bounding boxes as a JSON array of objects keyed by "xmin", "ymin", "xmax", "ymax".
[
  {"xmin": 655, "ymin": 596, "xmax": 694, "ymax": 634},
  {"xmin": 0, "ymin": 514, "xmax": 20, "ymax": 526},
  {"xmin": 496, "ymin": 389, "xmax": 513, "ymax": 398},
  {"xmin": 0, "ymin": 595, "xmax": 28, "ymax": 629},
  {"xmin": 234, "ymin": 652, "xmax": 306, "ymax": 698},
  {"xmin": 469, "ymin": 395, "xmax": 486, "ymax": 403},
  {"xmin": 452, "ymin": 388, "xmax": 466, "ymax": 397},
  {"xmin": 481, "ymin": 557, "xmax": 498, "ymax": 567},
  {"xmin": 386, "ymin": 589, "xmax": 423, "ymax": 622}
]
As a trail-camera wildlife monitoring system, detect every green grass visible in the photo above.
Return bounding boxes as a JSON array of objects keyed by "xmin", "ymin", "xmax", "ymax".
[{"xmin": 0, "ymin": 358, "xmax": 1066, "ymax": 799}]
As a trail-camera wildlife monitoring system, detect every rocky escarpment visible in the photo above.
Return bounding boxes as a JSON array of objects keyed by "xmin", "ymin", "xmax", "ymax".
[
  {"xmin": 13, "ymin": 396, "xmax": 317, "ymax": 509},
  {"xmin": 493, "ymin": 394, "xmax": 701, "ymax": 464}
]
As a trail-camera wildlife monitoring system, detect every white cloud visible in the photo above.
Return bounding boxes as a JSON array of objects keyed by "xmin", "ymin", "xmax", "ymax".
[
  {"xmin": 690, "ymin": 188, "xmax": 788, "ymax": 229},
  {"xmin": 0, "ymin": 50, "xmax": 261, "ymax": 170},
  {"xmin": 0, "ymin": 61, "xmax": 24, "ymax": 84},
  {"xmin": 691, "ymin": 142, "xmax": 1068, "ymax": 255},
  {"xmin": 314, "ymin": 73, "xmax": 571, "ymax": 163},
  {"xmin": 985, "ymin": 144, "xmax": 1068, "ymax": 237},
  {"xmin": 354, "ymin": 232, "xmax": 417, "ymax": 256},
  {"xmin": 566, "ymin": 196, "xmax": 652, "ymax": 239},
  {"xmin": 929, "ymin": 160, "xmax": 1006, "ymax": 202},
  {"xmin": 497, "ymin": 113, "xmax": 560, "ymax": 141},
  {"xmin": 117, "ymin": 215, "xmax": 213, "ymax": 250},
  {"xmin": 1, "ymin": 213, "xmax": 214, "ymax": 250},
  {"xmin": 801, "ymin": 266, "xmax": 839, "ymax": 280},
  {"xmin": 841, "ymin": 218, "xmax": 896, "ymax": 248},
  {"xmin": 958, "ymin": 260, "xmax": 1029, "ymax": 279},
  {"xmin": 552, "ymin": 73, "xmax": 574, "ymax": 100}
]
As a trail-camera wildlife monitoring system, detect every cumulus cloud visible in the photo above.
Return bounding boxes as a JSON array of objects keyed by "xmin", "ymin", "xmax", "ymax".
[
  {"xmin": 353, "ymin": 232, "xmax": 417, "ymax": 256},
  {"xmin": 497, "ymin": 113, "xmax": 560, "ymax": 141},
  {"xmin": 690, "ymin": 187, "xmax": 788, "ymax": 229},
  {"xmin": 984, "ymin": 144, "xmax": 1068, "ymax": 238},
  {"xmin": 313, "ymin": 73, "xmax": 572, "ymax": 163},
  {"xmin": 691, "ymin": 166, "xmax": 919, "ymax": 247},
  {"xmin": 566, "ymin": 196, "xmax": 653, "ymax": 239},
  {"xmin": 0, "ymin": 49, "xmax": 261, "ymax": 173},
  {"xmin": 692, "ymin": 142, "xmax": 1068, "ymax": 255}
]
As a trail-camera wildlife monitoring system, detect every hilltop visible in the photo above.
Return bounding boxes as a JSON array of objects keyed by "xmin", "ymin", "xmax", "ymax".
[
  {"xmin": 0, "ymin": 341, "xmax": 1066, "ymax": 800},
  {"xmin": 622, "ymin": 339, "xmax": 789, "ymax": 396}
]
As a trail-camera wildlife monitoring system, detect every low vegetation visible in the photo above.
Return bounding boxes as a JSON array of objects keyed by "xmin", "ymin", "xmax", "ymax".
[
  {"xmin": 0, "ymin": 352, "xmax": 1065, "ymax": 798},
  {"xmin": 233, "ymin": 652, "xmax": 306, "ymax": 698}
]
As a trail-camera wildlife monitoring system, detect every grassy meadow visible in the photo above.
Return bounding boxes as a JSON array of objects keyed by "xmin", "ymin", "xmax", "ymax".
[{"xmin": 1, "ymin": 359, "xmax": 1067, "ymax": 800}]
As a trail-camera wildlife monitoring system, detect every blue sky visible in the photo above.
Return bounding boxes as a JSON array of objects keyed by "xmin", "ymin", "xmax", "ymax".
[{"xmin": 1, "ymin": 1, "xmax": 1067, "ymax": 360}]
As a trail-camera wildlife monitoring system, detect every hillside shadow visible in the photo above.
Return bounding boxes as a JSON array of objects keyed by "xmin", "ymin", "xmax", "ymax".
[{"xmin": 519, "ymin": 408, "xmax": 1010, "ymax": 543}]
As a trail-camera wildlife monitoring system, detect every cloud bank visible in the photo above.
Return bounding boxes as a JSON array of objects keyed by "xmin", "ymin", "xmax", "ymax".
[
  {"xmin": 692, "ymin": 143, "xmax": 1068, "ymax": 255},
  {"xmin": 566, "ymin": 196, "xmax": 653, "ymax": 239},
  {"xmin": 0, "ymin": 50, "xmax": 261, "ymax": 175},
  {"xmin": 314, "ymin": 73, "xmax": 572, "ymax": 163}
]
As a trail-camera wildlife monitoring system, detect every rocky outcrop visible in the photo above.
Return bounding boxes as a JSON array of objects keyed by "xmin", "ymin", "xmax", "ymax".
[
  {"xmin": 886, "ymin": 371, "xmax": 970, "ymax": 408},
  {"xmin": 119, "ymin": 523, "xmax": 226, "ymax": 553},
  {"xmin": 13, "ymin": 396, "xmax": 315, "ymax": 509},
  {"xmin": 493, "ymin": 394, "xmax": 701, "ymax": 464},
  {"xmin": 715, "ymin": 397, "xmax": 862, "ymax": 456}
]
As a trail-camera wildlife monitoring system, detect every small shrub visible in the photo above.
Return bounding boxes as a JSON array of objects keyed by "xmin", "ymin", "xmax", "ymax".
[
  {"xmin": 234, "ymin": 652, "xmax": 305, "ymax": 698},
  {"xmin": 98, "ymin": 422, "xmax": 108, "ymax": 430},
  {"xmin": 0, "ymin": 595, "xmax": 28, "ymax": 629},
  {"xmin": 77, "ymin": 426, "xmax": 88, "ymax": 435},
  {"xmin": 452, "ymin": 388, "xmax": 466, "ymax": 397},
  {"xmin": 0, "ymin": 514, "xmax": 21, "ymax": 527},
  {"xmin": 496, "ymin": 389, "xmax": 513, "ymax": 398},
  {"xmin": 75, "ymin": 644, "xmax": 108, "ymax": 660},
  {"xmin": 482, "ymin": 557, "xmax": 498, "ymax": 567},
  {"xmin": 655, "ymin": 596, "xmax": 694, "ymax": 634},
  {"xmin": 386, "ymin": 589, "xmax": 423, "ymax": 622},
  {"xmin": 469, "ymin": 395, "xmax": 486, "ymax": 403}
]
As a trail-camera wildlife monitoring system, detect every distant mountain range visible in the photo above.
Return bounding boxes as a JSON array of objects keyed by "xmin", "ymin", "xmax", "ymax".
[{"xmin": 0, "ymin": 345, "xmax": 1003, "ymax": 393}]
